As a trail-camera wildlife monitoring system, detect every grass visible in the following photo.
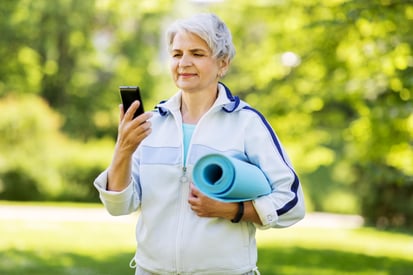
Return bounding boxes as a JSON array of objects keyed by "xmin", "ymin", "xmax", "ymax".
[
  {"xmin": 1, "ymin": 202, "xmax": 413, "ymax": 275},
  {"xmin": 256, "ymin": 228, "xmax": 413, "ymax": 274}
]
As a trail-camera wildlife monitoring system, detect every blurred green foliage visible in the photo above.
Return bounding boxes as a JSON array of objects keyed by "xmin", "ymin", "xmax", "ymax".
[
  {"xmin": 0, "ymin": 0, "xmax": 412, "ymax": 228},
  {"xmin": 0, "ymin": 95, "xmax": 63, "ymax": 200},
  {"xmin": 0, "ymin": 95, "xmax": 114, "ymax": 202}
]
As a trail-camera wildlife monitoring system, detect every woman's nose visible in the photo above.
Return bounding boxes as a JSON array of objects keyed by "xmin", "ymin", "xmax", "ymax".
[{"xmin": 179, "ymin": 54, "xmax": 192, "ymax": 67}]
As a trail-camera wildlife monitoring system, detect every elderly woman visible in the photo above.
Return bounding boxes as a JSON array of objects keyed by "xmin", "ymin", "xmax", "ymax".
[{"xmin": 94, "ymin": 13, "xmax": 305, "ymax": 275}]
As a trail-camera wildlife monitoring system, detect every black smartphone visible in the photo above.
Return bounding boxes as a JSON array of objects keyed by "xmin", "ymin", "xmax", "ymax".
[{"xmin": 119, "ymin": 86, "xmax": 144, "ymax": 118}]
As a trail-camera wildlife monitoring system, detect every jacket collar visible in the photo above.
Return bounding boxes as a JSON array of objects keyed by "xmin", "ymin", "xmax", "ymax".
[{"xmin": 156, "ymin": 82, "xmax": 244, "ymax": 116}]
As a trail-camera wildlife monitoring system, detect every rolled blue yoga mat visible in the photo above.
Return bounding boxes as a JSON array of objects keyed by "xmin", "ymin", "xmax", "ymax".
[{"xmin": 192, "ymin": 154, "xmax": 271, "ymax": 202}]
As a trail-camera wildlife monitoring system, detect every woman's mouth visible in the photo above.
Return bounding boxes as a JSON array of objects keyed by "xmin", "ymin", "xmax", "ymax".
[{"xmin": 179, "ymin": 73, "xmax": 196, "ymax": 78}]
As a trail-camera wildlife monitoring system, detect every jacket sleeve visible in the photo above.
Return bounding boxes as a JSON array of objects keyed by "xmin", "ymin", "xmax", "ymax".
[
  {"xmin": 244, "ymin": 108, "xmax": 305, "ymax": 229},
  {"xmin": 93, "ymin": 169, "xmax": 141, "ymax": 216}
]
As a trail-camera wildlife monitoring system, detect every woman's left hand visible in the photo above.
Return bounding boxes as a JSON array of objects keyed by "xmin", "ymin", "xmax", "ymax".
[{"xmin": 188, "ymin": 183, "xmax": 238, "ymax": 220}]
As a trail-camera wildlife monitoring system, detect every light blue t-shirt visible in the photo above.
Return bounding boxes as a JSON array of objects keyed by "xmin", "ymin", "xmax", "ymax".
[{"xmin": 182, "ymin": 123, "xmax": 196, "ymax": 165}]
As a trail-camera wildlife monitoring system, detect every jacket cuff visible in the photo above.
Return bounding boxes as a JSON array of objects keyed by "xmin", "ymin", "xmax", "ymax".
[
  {"xmin": 93, "ymin": 169, "xmax": 134, "ymax": 202},
  {"xmin": 252, "ymin": 196, "xmax": 279, "ymax": 229}
]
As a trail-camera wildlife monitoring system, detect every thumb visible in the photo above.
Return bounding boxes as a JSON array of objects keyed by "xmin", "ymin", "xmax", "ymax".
[
  {"xmin": 190, "ymin": 183, "xmax": 201, "ymax": 197},
  {"xmin": 119, "ymin": 104, "xmax": 125, "ymax": 123}
]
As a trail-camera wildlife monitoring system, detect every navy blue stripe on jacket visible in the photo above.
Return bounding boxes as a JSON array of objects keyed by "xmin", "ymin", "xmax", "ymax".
[{"xmin": 243, "ymin": 106, "xmax": 300, "ymax": 216}]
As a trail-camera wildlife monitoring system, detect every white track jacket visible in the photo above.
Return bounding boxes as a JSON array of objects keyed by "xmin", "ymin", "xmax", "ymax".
[{"xmin": 94, "ymin": 83, "xmax": 305, "ymax": 274}]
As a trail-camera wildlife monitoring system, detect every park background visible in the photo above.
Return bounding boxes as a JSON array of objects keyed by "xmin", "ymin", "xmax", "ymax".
[{"xmin": 0, "ymin": 0, "xmax": 412, "ymax": 274}]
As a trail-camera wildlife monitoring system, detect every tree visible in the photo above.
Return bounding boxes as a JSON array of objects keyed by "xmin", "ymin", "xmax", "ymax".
[
  {"xmin": 0, "ymin": 0, "xmax": 173, "ymax": 140},
  {"xmin": 0, "ymin": 0, "xmax": 412, "ymax": 228},
  {"xmin": 218, "ymin": 0, "xmax": 413, "ymax": 227}
]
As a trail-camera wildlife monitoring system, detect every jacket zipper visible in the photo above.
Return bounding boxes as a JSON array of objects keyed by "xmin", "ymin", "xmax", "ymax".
[
  {"xmin": 179, "ymin": 166, "xmax": 189, "ymax": 183},
  {"xmin": 175, "ymin": 115, "xmax": 189, "ymax": 274},
  {"xmin": 173, "ymin": 105, "xmax": 214, "ymax": 273}
]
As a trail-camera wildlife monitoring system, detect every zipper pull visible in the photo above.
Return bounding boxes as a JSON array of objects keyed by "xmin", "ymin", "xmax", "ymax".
[{"xmin": 179, "ymin": 166, "xmax": 189, "ymax": 183}]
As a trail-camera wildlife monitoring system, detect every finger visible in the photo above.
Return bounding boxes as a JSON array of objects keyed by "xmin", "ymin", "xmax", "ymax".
[
  {"xmin": 134, "ymin": 123, "xmax": 152, "ymax": 141},
  {"xmin": 188, "ymin": 196, "xmax": 196, "ymax": 205},
  {"xmin": 189, "ymin": 184, "xmax": 199, "ymax": 198},
  {"xmin": 118, "ymin": 104, "xmax": 124, "ymax": 123},
  {"xmin": 133, "ymin": 111, "xmax": 153, "ymax": 125},
  {"xmin": 188, "ymin": 189, "xmax": 195, "ymax": 199},
  {"xmin": 124, "ymin": 100, "xmax": 140, "ymax": 121},
  {"xmin": 192, "ymin": 185, "xmax": 203, "ymax": 198}
]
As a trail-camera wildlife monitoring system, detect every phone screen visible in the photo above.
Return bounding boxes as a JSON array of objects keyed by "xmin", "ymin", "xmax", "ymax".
[{"xmin": 119, "ymin": 86, "xmax": 144, "ymax": 118}]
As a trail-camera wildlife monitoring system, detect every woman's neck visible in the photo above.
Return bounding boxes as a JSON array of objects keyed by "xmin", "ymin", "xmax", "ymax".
[{"xmin": 180, "ymin": 87, "xmax": 218, "ymax": 124}]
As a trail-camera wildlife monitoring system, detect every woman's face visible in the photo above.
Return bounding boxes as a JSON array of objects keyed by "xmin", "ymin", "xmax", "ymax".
[{"xmin": 169, "ymin": 31, "xmax": 227, "ymax": 93}]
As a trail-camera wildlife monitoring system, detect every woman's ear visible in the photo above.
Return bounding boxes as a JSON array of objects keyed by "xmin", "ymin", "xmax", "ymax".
[{"xmin": 218, "ymin": 57, "xmax": 231, "ymax": 77}]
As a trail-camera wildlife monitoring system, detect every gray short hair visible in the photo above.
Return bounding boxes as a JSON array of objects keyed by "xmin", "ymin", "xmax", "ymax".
[{"xmin": 166, "ymin": 13, "xmax": 236, "ymax": 61}]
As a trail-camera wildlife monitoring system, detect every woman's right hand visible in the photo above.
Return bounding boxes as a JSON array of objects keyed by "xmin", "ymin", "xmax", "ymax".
[
  {"xmin": 107, "ymin": 101, "xmax": 152, "ymax": 191},
  {"xmin": 116, "ymin": 100, "xmax": 152, "ymax": 155}
]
